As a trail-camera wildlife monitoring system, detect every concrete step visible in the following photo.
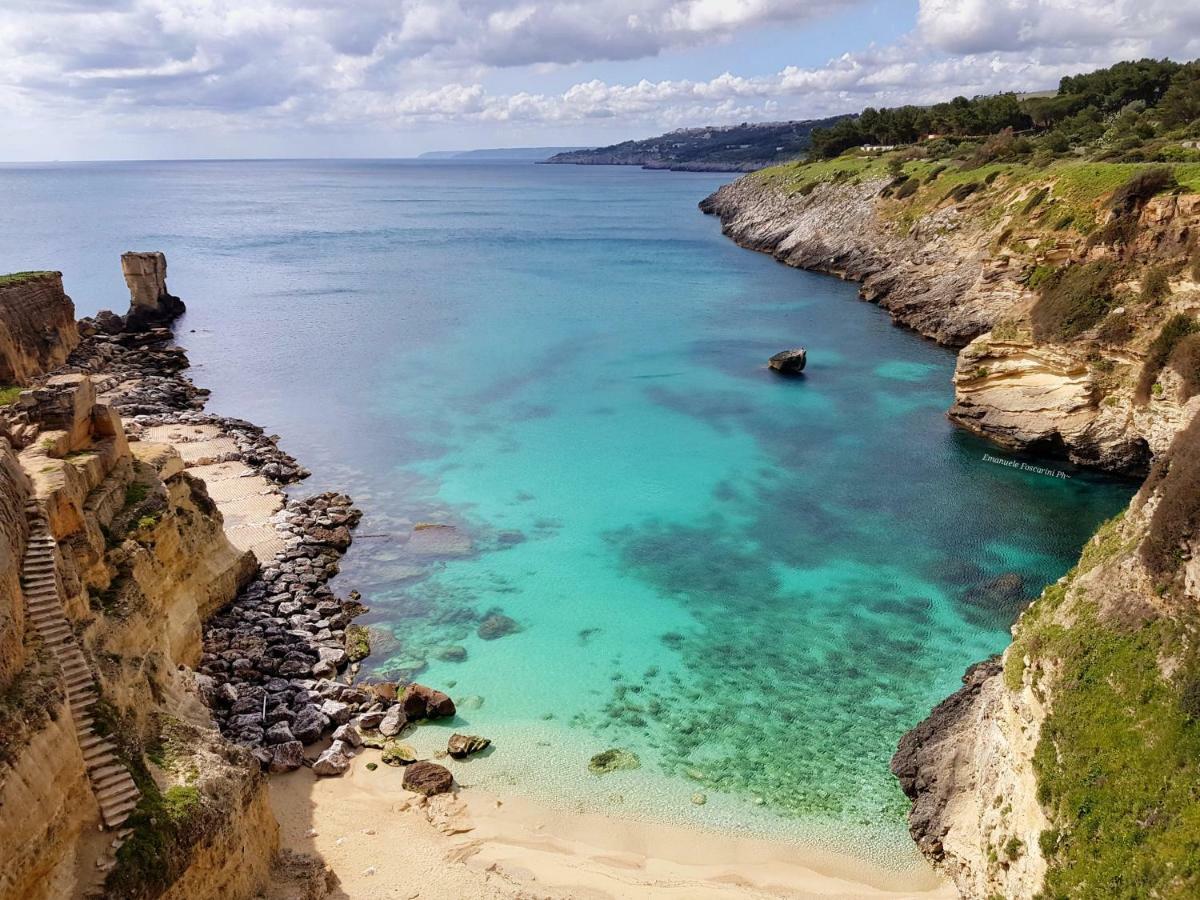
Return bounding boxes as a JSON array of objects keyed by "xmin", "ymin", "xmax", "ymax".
[
  {"xmin": 83, "ymin": 746, "xmax": 116, "ymax": 765},
  {"xmin": 69, "ymin": 694, "xmax": 98, "ymax": 713},
  {"xmin": 79, "ymin": 734, "xmax": 108, "ymax": 758},
  {"xmin": 97, "ymin": 779, "xmax": 139, "ymax": 805},
  {"xmin": 93, "ymin": 768, "xmax": 132, "ymax": 789},
  {"xmin": 100, "ymin": 798, "xmax": 139, "ymax": 828}
]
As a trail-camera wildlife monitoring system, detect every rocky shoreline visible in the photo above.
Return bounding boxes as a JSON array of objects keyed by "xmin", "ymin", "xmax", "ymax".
[{"xmin": 54, "ymin": 260, "xmax": 471, "ymax": 787}]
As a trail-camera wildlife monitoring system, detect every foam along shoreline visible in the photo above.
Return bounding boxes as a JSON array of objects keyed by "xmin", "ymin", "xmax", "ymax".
[{"xmin": 269, "ymin": 746, "xmax": 954, "ymax": 900}]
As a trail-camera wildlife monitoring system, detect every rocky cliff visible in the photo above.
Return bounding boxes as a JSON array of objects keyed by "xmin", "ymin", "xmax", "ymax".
[
  {"xmin": 0, "ymin": 372, "xmax": 266, "ymax": 899},
  {"xmin": 0, "ymin": 272, "xmax": 80, "ymax": 385},
  {"xmin": 0, "ymin": 262, "xmax": 281, "ymax": 900},
  {"xmin": 702, "ymin": 161, "xmax": 1200, "ymax": 474},
  {"xmin": 705, "ymin": 157, "xmax": 1200, "ymax": 898}
]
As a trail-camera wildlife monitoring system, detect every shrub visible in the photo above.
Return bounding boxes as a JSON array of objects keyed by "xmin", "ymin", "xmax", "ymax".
[
  {"xmin": 1140, "ymin": 265, "xmax": 1172, "ymax": 304},
  {"xmin": 946, "ymin": 181, "xmax": 982, "ymax": 203},
  {"xmin": 1108, "ymin": 166, "xmax": 1179, "ymax": 217},
  {"xmin": 1092, "ymin": 166, "xmax": 1181, "ymax": 248},
  {"xmin": 895, "ymin": 177, "xmax": 919, "ymax": 199},
  {"xmin": 1097, "ymin": 310, "xmax": 1136, "ymax": 345},
  {"xmin": 1135, "ymin": 313, "xmax": 1199, "ymax": 403},
  {"xmin": 925, "ymin": 164, "xmax": 947, "ymax": 183},
  {"xmin": 1031, "ymin": 260, "xmax": 1118, "ymax": 342},
  {"xmin": 1022, "ymin": 186, "xmax": 1050, "ymax": 215},
  {"xmin": 1140, "ymin": 414, "xmax": 1200, "ymax": 578},
  {"xmin": 1168, "ymin": 332, "xmax": 1200, "ymax": 401}
]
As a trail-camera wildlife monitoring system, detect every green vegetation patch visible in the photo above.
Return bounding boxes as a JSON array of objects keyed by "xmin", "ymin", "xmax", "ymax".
[
  {"xmin": 0, "ymin": 271, "xmax": 56, "ymax": 288},
  {"xmin": 1140, "ymin": 415, "xmax": 1200, "ymax": 582},
  {"xmin": 1030, "ymin": 260, "xmax": 1118, "ymax": 342},
  {"xmin": 1135, "ymin": 313, "xmax": 1198, "ymax": 403},
  {"xmin": 1032, "ymin": 608, "xmax": 1200, "ymax": 900},
  {"xmin": 1169, "ymin": 333, "xmax": 1200, "ymax": 401},
  {"xmin": 344, "ymin": 623, "xmax": 371, "ymax": 662},
  {"xmin": 0, "ymin": 386, "xmax": 23, "ymax": 406}
]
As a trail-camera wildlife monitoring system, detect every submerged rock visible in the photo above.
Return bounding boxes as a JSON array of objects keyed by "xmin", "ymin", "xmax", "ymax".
[
  {"xmin": 768, "ymin": 348, "xmax": 807, "ymax": 373},
  {"xmin": 403, "ymin": 761, "xmax": 454, "ymax": 796},
  {"xmin": 588, "ymin": 748, "xmax": 641, "ymax": 775},
  {"xmin": 435, "ymin": 644, "xmax": 468, "ymax": 662},
  {"xmin": 477, "ymin": 609, "xmax": 521, "ymax": 641},
  {"xmin": 447, "ymin": 733, "xmax": 491, "ymax": 759},
  {"xmin": 344, "ymin": 624, "xmax": 371, "ymax": 662}
]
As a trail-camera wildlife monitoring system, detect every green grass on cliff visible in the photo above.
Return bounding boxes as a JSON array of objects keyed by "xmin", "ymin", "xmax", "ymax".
[
  {"xmin": 0, "ymin": 271, "xmax": 55, "ymax": 287},
  {"xmin": 1005, "ymin": 515, "xmax": 1200, "ymax": 899},
  {"xmin": 1032, "ymin": 610, "xmax": 1200, "ymax": 900},
  {"xmin": 751, "ymin": 155, "xmax": 1200, "ymax": 237}
]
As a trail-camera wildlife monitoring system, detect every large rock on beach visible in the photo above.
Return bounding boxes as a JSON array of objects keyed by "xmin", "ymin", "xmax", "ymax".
[
  {"xmin": 293, "ymin": 706, "xmax": 329, "ymax": 744},
  {"xmin": 269, "ymin": 741, "xmax": 305, "ymax": 773},
  {"xmin": 403, "ymin": 761, "xmax": 455, "ymax": 796},
  {"xmin": 312, "ymin": 741, "xmax": 352, "ymax": 776},
  {"xmin": 402, "ymin": 683, "xmax": 456, "ymax": 720},
  {"xmin": 378, "ymin": 706, "xmax": 407, "ymax": 736}
]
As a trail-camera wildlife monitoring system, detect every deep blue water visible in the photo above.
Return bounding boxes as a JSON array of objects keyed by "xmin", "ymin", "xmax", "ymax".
[{"xmin": 0, "ymin": 160, "xmax": 1134, "ymax": 866}]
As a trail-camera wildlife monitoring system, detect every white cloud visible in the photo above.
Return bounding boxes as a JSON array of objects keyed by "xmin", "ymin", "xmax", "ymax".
[{"xmin": 0, "ymin": 0, "xmax": 1198, "ymax": 156}]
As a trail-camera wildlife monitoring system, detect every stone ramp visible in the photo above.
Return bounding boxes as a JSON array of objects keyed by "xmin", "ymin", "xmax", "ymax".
[
  {"xmin": 139, "ymin": 423, "xmax": 287, "ymax": 562},
  {"xmin": 20, "ymin": 502, "xmax": 141, "ymax": 834}
]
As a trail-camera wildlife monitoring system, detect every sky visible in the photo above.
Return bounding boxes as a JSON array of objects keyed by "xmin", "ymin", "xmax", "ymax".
[{"xmin": 0, "ymin": 0, "xmax": 1198, "ymax": 161}]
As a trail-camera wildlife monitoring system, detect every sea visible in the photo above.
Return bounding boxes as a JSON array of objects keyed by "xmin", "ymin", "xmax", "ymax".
[{"xmin": 0, "ymin": 159, "xmax": 1134, "ymax": 871}]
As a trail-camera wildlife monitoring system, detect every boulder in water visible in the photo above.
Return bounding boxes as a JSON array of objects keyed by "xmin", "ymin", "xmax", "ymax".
[
  {"xmin": 477, "ymin": 609, "xmax": 521, "ymax": 641},
  {"xmin": 768, "ymin": 348, "xmax": 807, "ymax": 373},
  {"xmin": 447, "ymin": 733, "xmax": 491, "ymax": 759}
]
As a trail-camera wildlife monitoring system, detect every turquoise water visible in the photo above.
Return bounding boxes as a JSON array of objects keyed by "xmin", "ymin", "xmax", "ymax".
[{"xmin": 0, "ymin": 160, "xmax": 1134, "ymax": 866}]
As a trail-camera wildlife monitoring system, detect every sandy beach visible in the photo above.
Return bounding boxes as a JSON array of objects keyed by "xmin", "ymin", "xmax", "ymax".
[{"xmin": 267, "ymin": 745, "xmax": 955, "ymax": 900}]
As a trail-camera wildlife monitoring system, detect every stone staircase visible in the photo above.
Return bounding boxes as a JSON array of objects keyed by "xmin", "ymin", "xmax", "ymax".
[{"xmin": 20, "ymin": 501, "xmax": 141, "ymax": 832}]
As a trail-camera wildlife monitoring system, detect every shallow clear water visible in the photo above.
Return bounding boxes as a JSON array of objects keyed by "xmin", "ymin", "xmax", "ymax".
[{"xmin": 0, "ymin": 160, "xmax": 1134, "ymax": 866}]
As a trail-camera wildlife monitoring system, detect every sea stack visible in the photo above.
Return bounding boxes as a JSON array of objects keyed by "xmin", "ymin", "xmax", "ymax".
[
  {"xmin": 768, "ymin": 348, "xmax": 807, "ymax": 374},
  {"xmin": 121, "ymin": 251, "xmax": 186, "ymax": 331}
]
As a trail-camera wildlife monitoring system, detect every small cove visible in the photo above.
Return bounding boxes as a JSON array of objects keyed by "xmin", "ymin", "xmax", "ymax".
[{"xmin": 0, "ymin": 159, "xmax": 1136, "ymax": 871}]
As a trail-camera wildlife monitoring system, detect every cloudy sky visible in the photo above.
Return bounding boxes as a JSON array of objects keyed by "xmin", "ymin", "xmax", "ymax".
[{"xmin": 1, "ymin": 0, "xmax": 1197, "ymax": 161}]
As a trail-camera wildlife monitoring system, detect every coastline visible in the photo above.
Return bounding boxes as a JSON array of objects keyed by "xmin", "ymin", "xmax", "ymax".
[
  {"xmin": 268, "ymin": 744, "xmax": 955, "ymax": 899},
  {"xmin": 83, "ymin": 273, "xmax": 954, "ymax": 896}
]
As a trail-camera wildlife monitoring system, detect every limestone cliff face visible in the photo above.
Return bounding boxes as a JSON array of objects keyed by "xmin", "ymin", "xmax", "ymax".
[
  {"xmin": 121, "ymin": 252, "xmax": 186, "ymax": 331},
  {"xmin": 703, "ymin": 172, "xmax": 1200, "ymax": 474},
  {"xmin": 0, "ymin": 445, "xmax": 30, "ymax": 685},
  {"xmin": 891, "ymin": 660, "xmax": 1050, "ymax": 899},
  {"xmin": 700, "ymin": 176, "xmax": 1021, "ymax": 346},
  {"xmin": 708, "ymin": 164, "xmax": 1200, "ymax": 897},
  {"xmin": 947, "ymin": 193, "xmax": 1200, "ymax": 472},
  {"xmin": 0, "ymin": 272, "xmax": 80, "ymax": 385},
  {"xmin": 0, "ymin": 374, "xmax": 267, "ymax": 899}
]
